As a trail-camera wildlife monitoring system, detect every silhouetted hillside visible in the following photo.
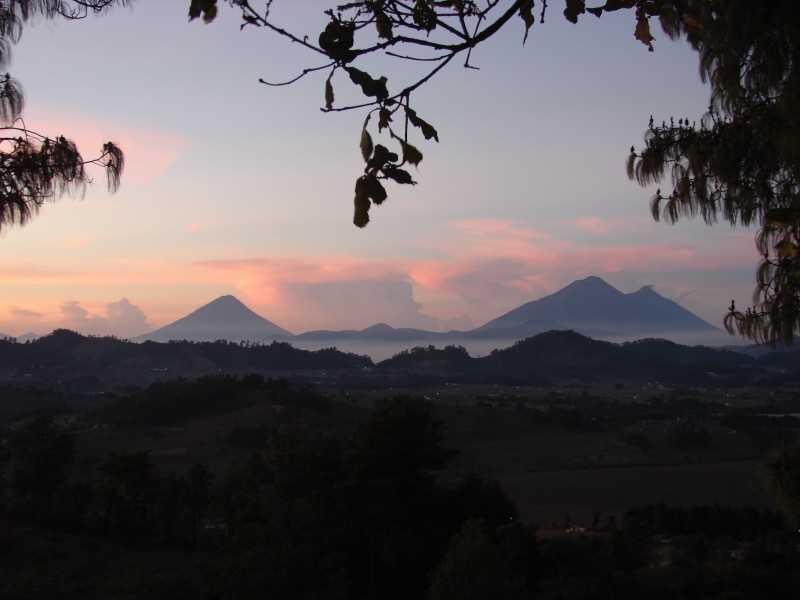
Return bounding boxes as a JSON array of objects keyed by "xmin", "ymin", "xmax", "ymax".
[
  {"xmin": 0, "ymin": 330, "xmax": 372, "ymax": 391},
  {"xmin": 379, "ymin": 345, "xmax": 473, "ymax": 369},
  {"xmin": 1, "ymin": 328, "xmax": 795, "ymax": 392},
  {"xmin": 372, "ymin": 330, "xmax": 781, "ymax": 385},
  {"xmin": 620, "ymin": 338, "xmax": 754, "ymax": 367},
  {"xmin": 477, "ymin": 330, "xmax": 648, "ymax": 382},
  {"xmin": 476, "ymin": 331, "xmax": 758, "ymax": 383}
]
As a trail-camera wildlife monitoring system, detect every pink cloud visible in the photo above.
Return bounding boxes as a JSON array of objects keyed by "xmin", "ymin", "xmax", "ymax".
[
  {"xmin": 406, "ymin": 219, "xmax": 759, "ymax": 324},
  {"xmin": 563, "ymin": 217, "xmax": 619, "ymax": 235},
  {"xmin": 10, "ymin": 307, "xmax": 43, "ymax": 319},
  {"xmin": 196, "ymin": 257, "xmax": 429, "ymax": 331},
  {"xmin": 185, "ymin": 222, "xmax": 213, "ymax": 233},
  {"xmin": 188, "ymin": 219, "xmax": 759, "ymax": 331},
  {"xmin": 18, "ymin": 108, "xmax": 190, "ymax": 185},
  {"xmin": 64, "ymin": 234, "xmax": 96, "ymax": 248}
]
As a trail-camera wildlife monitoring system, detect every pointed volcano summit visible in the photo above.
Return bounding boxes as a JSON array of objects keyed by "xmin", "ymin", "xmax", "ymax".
[
  {"xmin": 135, "ymin": 296, "xmax": 293, "ymax": 343},
  {"xmin": 477, "ymin": 276, "xmax": 719, "ymax": 338}
]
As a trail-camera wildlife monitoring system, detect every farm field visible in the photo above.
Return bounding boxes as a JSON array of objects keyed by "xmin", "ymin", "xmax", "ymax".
[
  {"xmin": 499, "ymin": 460, "xmax": 771, "ymax": 527},
  {"xmin": 70, "ymin": 383, "xmax": 787, "ymax": 532}
]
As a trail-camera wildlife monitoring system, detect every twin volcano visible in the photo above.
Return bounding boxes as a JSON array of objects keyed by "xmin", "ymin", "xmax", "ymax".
[
  {"xmin": 134, "ymin": 277, "xmax": 720, "ymax": 344},
  {"xmin": 477, "ymin": 276, "xmax": 718, "ymax": 338}
]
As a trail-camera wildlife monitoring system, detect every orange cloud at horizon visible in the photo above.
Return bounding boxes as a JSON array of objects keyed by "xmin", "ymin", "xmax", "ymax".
[
  {"xmin": 0, "ymin": 219, "xmax": 759, "ymax": 337},
  {"xmin": 188, "ymin": 219, "xmax": 758, "ymax": 332}
]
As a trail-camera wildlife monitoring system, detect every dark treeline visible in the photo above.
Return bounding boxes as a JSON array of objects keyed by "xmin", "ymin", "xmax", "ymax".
[
  {"xmin": 0, "ymin": 329, "xmax": 373, "ymax": 378},
  {"xmin": 3, "ymin": 330, "xmax": 800, "ymax": 392},
  {"xmin": 87, "ymin": 373, "xmax": 307, "ymax": 427},
  {"xmin": 623, "ymin": 503, "xmax": 784, "ymax": 540}
]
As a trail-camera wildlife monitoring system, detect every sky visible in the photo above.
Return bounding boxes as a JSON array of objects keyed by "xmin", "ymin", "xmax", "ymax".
[{"xmin": 0, "ymin": 1, "xmax": 759, "ymax": 340}]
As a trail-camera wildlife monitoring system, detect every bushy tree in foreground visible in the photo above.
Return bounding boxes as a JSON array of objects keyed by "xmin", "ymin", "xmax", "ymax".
[
  {"xmin": 0, "ymin": 0, "xmax": 128, "ymax": 231},
  {"xmin": 192, "ymin": 1, "xmax": 799, "ymax": 345},
  {"xmin": 209, "ymin": 399, "xmax": 528, "ymax": 600}
]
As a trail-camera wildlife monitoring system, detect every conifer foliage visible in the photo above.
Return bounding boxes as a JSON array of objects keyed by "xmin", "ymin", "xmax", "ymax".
[
  {"xmin": 626, "ymin": 1, "xmax": 800, "ymax": 345},
  {"xmin": 0, "ymin": 1, "xmax": 129, "ymax": 231}
]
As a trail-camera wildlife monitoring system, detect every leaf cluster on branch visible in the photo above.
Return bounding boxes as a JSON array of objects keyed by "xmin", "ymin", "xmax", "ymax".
[
  {"xmin": 193, "ymin": 1, "xmax": 663, "ymax": 227},
  {"xmin": 0, "ymin": 0, "xmax": 130, "ymax": 231}
]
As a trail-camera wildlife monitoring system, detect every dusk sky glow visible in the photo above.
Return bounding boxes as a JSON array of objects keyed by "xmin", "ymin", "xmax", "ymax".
[{"xmin": 0, "ymin": 1, "xmax": 758, "ymax": 339}]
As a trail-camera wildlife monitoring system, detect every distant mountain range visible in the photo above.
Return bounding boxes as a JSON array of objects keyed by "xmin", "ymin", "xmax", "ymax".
[
  {"xmin": 133, "ymin": 276, "xmax": 723, "ymax": 352},
  {"xmin": 8, "ymin": 276, "xmax": 728, "ymax": 355}
]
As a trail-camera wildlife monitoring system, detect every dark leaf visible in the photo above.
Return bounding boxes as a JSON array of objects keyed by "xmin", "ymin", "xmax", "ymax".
[
  {"xmin": 413, "ymin": 0, "xmax": 437, "ymax": 32},
  {"xmin": 368, "ymin": 144, "xmax": 399, "ymax": 170},
  {"xmin": 519, "ymin": 0, "xmax": 535, "ymax": 43},
  {"xmin": 378, "ymin": 108, "xmax": 393, "ymax": 132},
  {"xmin": 354, "ymin": 177, "xmax": 371, "ymax": 227},
  {"xmin": 188, "ymin": 0, "xmax": 217, "ymax": 23},
  {"xmin": 564, "ymin": 0, "xmax": 586, "ymax": 24},
  {"xmin": 345, "ymin": 66, "xmax": 389, "ymax": 100},
  {"xmin": 382, "ymin": 166, "xmax": 415, "ymax": 185},
  {"xmin": 324, "ymin": 75, "xmax": 334, "ymax": 110},
  {"xmin": 375, "ymin": 10, "xmax": 393, "ymax": 40},
  {"xmin": 360, "ymin": 124, "xmax": 373, "ymax": 162},
  {"xmin": 603, "ymin": 0, "xmax": 637, "ymax": 10},
  {"xmin": 635, "ymin": 11, "xmax": 655, "ymax": 51},
  {"xmin": 405, "ymin": 108, "xmax": 439, "ymax": 142},
  {"xmin": 319, "ymin": 19, "xmax": 355, "ymax": 62},
  {"xmin": 363, "ymin": 174, "xmax": 387, "ymax": 204},
  {"xmin": 401, "ymin": 141, "xmax": 423, "ymax": 166}
]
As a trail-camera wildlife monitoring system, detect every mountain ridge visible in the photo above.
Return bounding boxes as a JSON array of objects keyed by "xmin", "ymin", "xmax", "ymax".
[
  {"xmin": 38, "ymin": 276, "xmax": 727, "ymax": 350},
  {"xmin": 478, "ymin": 275, "xmax": 718, "ymax": 338}
]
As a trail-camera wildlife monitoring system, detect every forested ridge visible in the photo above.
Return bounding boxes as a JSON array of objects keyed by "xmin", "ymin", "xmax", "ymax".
[{"xmin": 2, "ymin": 330, "xmax": 799, "ymax": 397}]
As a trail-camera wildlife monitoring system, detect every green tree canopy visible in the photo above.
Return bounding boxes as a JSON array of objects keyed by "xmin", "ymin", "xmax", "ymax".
[
  {"xmin": 0, "ymin": 0, "xmax": 129, "ymax": 231},
  {"xmin": 194, "ymin": 1, "xmax": 799, "ymax": 345}
]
